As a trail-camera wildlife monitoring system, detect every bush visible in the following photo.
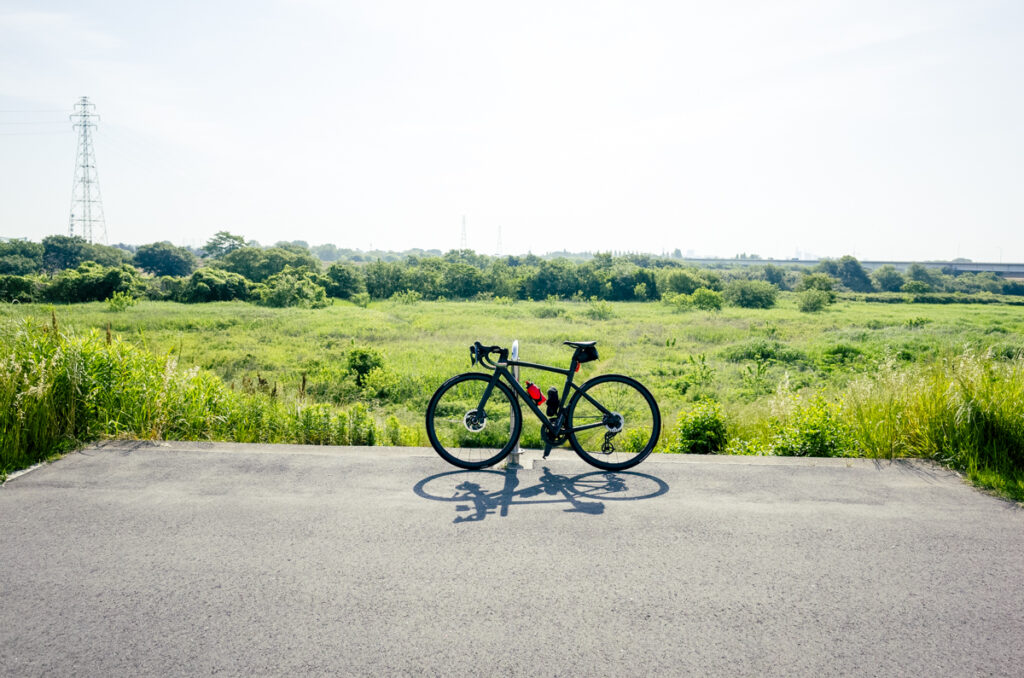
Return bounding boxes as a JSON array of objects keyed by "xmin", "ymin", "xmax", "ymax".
[
  {"xmin": 769, "ymin": 396, "xmax": 856, "ymax": 457},
  {"xmin": 669, "ymin": 399, "xmax": 727, "ymax": 454},
  {"xmin": 585, "ymin": 299, "xmax": 614, "ymax": 320},
  {"xmin": 0, "ymin": 275, "xmax": 39, "ymax": 303},
  {"xmin": 347, "ymin": 347, "xmax": 385, "ymax": 387},
  {"xmin": 390, "ymin": 289, "xmax": 422, "ymax": 305},
  {"xmin": 721, "ymin": 339, "xmax": 805, "ymax": 364},
  {"xmin": 798, "ymin": 289, "xmax": 832, "ymax": 312},
  {"xmin": 691, "ymin": 287, "xmax": 723, "ymax": 311},
  {"xmin": 106, "ymin": 290, "xmax": 137, "ymax": 312},
  {"xmin": 723, "ymin": 280, "xmax": 778, "ymax": 309},
  {"xmin": 901, "ymin": 280, "xmax": 930, "ymax": 294},
  {"xmin": 255, "ymin": 268, "xmax": 329, "ymax": 308},
  {"xmin": 350, "ymin": 292, "xmax": 371, "ymax": 308},
  {"xmin": 181, "ymin": 268, "xmax": 250, "ymax": 303}
]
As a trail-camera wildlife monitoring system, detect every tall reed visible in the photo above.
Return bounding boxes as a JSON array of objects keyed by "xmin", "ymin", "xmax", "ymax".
[{"xmin": 1, "ymin": 321, "xmax": 385, "ymax": 475}]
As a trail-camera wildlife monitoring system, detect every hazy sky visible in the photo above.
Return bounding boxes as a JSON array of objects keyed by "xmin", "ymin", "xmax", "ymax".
[{"xmin": 1, "ymin": 0, "xmax": 1021, "ymax": 260}]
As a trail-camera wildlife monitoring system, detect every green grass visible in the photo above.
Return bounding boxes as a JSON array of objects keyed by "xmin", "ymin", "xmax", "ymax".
[{"xmin": 2, "ymin": 295, "xmax": 1022, "ymax": 500}]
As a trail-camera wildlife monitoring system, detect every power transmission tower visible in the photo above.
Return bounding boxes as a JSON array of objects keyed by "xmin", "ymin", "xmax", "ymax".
[
  {"xmin": 496, "ymin": 225, "xmax": 503, "ymax": 256},
  {"xmin": 68, "ymin": 96, "xmax": 107, "ymax": 244},
  {"xmin": 460, "ymin": 215, "xmax": 468, "ymax": 250}
]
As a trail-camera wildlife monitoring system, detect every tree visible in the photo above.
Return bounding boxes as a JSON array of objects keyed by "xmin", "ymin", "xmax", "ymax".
[
  {"xmin": 871, "ymin": 265, "xmax": 905, "ymax": 292},
  {"xmin": 254, "ymin": 267, "xmax": 329, "ymax": 308},
  {"xmin": 836, "ymin": 256, "xmax": 874, "ymax": 292},
  {"xmin": 325, "ymin": 262, "xmax": 365, "ymax": 299},
  {"xmin": 218, "ymin": 246, "xmax": 321, "ymax": 283},
  {"xmin": 364, "ymin": 260, "xmax": 405, "ymax": 298},
  {"xmin": 181, "ymin": 268, "xmax": 250, "ymax": 303},
  {"xmin": 723, "ymin": 280, "xmax": 778, "ymax": 308},
  {"xmin": 203, "ymin": 231, "xmax": 246, "ymax": 259},
  {"xmin": 691, "ymin": 288, "xmax": 723, "ymax": 311},
  {"xmin": 0, "ymin": 240, "xmax": 43, "ymax": 275},
  {"xmin": 42, "ymin": 235, "xmax": 91, "ymax": 272},
  {"xmin": 134, "ymin": 242, "xmax": 197, "ymax": 277}
]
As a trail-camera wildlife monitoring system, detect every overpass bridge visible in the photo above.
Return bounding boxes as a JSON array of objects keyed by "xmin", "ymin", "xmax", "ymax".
[{"xmin": 680, "ymin": 258, "xmax": 1024, "ymax": 277}]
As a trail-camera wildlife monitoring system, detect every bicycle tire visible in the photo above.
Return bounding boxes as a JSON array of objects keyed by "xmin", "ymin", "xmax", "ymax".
[
  {"xmin": 425, "ymin": 372, "xmax": 522, "ymax": 469},
  {"xmin": 566, "ymin": 374, "xmax": 660, "ymax": 470}
]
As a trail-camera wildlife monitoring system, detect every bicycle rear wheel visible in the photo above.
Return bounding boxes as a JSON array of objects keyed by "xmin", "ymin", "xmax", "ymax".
[
  {"xmin": 566, "ymin": 374, "xmax": 660, "ymax": 470},
  {"xmin": 426, "ymin": 373, "xmax": 522, "ymax": 469}
]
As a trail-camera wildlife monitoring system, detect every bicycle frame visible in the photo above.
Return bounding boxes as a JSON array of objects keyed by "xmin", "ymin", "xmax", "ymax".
[{"xmin": 473, "ymin": 348, "xmax": 612, "ymax": 439}]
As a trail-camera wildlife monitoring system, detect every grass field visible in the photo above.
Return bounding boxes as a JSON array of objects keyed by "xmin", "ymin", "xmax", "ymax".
[{"xmin": 3, "ymin": 295, "xmax": 1023, "ymax": 499}]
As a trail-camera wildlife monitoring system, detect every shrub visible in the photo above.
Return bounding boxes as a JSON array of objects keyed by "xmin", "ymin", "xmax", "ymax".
[
  {"xmin": 661, "ymin": 292, "xmax": 691, "ymax": 312},
  {"xmin": 350, "ymin": 292, "xmax": 371, "ymax": 308},
  {"xmin": 181, "ymin": 268, "xmax": 250, "ymax": 303},
  {"xmin": 721, "ymin": 339, "xmax": 805, "ymax": 364},
  {"xmin": 585, "ymin": 299, "xmax": 614, "ymax": 320},
  {"xmin": 669, "ymin": 400, "xmax": 727, "ymax": 454},
  {"xmin": 798, "ymin": 289, "xmax": 832, "ymax": 312},
  {"xmin": 390, "ymin": 289, "xmax": 422, "ymax": 305},
  {"xmin": 769, "ymin": 396, "xmax": 856, "ymax": 457},
  {"xmin": 723, "ymin": 280, "xmax": 778, "ymax": 309},
  {"xmin": 106, "ymin": 290, "xmax": 137, "ymax": 312},
  {"xmin": 901, "ymin": 280, "xmax": 930, "ymax": 294},
  {"xmin": 347, "ymin": 347, "xmax": 385, "ymax": 387},
  {"xmin": 255, "ymin": 268, "xmax": 329, "ymax": 308},
  {"xmin": 691, "ymin": 287, "xmax": 723, "ymax": 311},
  {"xmin": 533, "ymin": 303, "xmax": 565, "ymax": 318},
  {"xmin": 0, "ymin": 275, "xmax": 39, "ymax": 303}
]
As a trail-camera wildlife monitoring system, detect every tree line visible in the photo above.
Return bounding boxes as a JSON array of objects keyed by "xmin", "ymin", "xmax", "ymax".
[{"xmin": 1, "ymin": 233, "xmax": 1021, "ymax": 308}]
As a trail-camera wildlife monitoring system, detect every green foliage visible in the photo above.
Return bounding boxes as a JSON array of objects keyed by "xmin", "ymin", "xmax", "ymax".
[
  {"xmin": 106, "ymin": 290, "xmax": 138, "ymax": 312},
  {"xmin": 691, "ymin": 287, "xmax": 723, "ymax": 311},
  {"xmin": 661, "ymin": 292, "xmax": 691, "ymax": 312},
  {"xmin": 43, "ymin": 263, "xmax": 140, "ymax": 303},
  {"xmin": 902, "ymin": 280, "xmax": 931, "ymax": 294},
  {"xmin": 0, "ymin": 322, "xmax": 389, "ymax": 475},
  {"xmin": 798, "ymin": 289, "xmax": 832, "ymax": 312},
  {"xmin": 0, "ymin": 240, "xmax": 44, "ymax": 275},
  {"xmin": 42, "ymin": 235, "xmax": 130, "ymax": 272},
  {"xmin": 796, "ymin": 273, "xmax": 838, "ymax": 304},
  {"xmin": 181, "ymin": 268, "xmax": 250, "ymax": 303},
  {"xmin": 134, "ymin": 242, "xmax": 197, "ymax": 277},
  {"xmin": 390, "ymin": 289, "xmax": 422, "ymax": 305},
  {"xmin": 723, "ymin": 280, "xmax": 777, "ymax": 309},
  {"xmin": 721, "ymin": 339, "xmax": 805, "ymax": 364},
  {"xmin": 219, "ymin": 246, "xmax": 322, "ymax": 283},
  {"xmin": 254, "ymin": 268, "xmax": 329, "ymax": 308},
  {"xmin": 767, "ymin": 396, "xmax": 857, "ymax": 457},
  {"xmin": 325, "ymin": 262, "xmax": 365, "ymax": 299},
  {"xmin": 202, "ymin": 231, "xmax": 246, "ymax": 259},
  {"xmin": 585, "ymin": 299, "xmax": 614, "ymax": 320},
  {"xmin": 0, "ymin": 275, "xmax": 40, "ymax": 303},
  {"xmin": 871, "ymin": 265, "xmax": 905, "ymax": 292},
  {"xmin": 350, "ymin": 292, "xmax": 371, "ymax": 308},
  {"xmin": 669, "ymin": 399, "xmax": 727, "ymax": 454},
  {"xmin": 347, "ymin": 346, "xmax": 385, "ymax": 387}
]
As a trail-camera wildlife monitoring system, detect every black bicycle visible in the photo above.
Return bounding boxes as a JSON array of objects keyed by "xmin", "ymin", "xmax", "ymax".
[{"xmin": 425, "ymin": 341, "xmax": 661, "ymax": 470}]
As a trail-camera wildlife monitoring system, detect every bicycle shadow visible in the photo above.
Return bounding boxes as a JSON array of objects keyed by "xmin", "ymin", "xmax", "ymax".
[{"xmin": 413, "ymin": 466, "xmax": 670, "ymax": 523}]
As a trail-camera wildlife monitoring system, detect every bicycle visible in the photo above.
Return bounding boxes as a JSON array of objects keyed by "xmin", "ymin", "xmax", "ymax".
[{"xmin": 425, "ymin": 340, "xmax": 661, "ymax": 470}]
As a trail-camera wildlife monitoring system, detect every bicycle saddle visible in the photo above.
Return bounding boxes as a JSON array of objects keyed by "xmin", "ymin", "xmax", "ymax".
[{"xmin": 563, "ymin": 340, "xmax": 596, "ymax": 348}]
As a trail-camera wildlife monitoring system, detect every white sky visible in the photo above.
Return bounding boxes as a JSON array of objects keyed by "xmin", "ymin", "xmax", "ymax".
[{"xmin": 1, "ymin": 0, "xmax": 1022, "ymax": 260}]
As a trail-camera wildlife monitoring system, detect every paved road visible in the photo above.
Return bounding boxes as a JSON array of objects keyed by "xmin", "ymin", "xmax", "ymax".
[{"xmin": 2, "ymin": 442, "xmax": 1022, "ymax": 677}]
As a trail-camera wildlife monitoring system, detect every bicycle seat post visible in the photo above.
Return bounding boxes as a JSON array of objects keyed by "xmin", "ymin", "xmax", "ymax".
[{"xmin": 504, "ymin": 339, "xmax": 522, "ymax": 469}]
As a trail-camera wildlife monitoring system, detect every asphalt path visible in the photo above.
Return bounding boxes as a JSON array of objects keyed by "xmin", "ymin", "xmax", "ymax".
[{"xmin": 1, "ymin": 442, "xmax": 1022, "ymax": 677}]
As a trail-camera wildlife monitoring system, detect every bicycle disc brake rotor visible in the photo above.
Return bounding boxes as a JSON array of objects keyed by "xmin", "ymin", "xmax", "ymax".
[{"xmin": 463, "ymin": 410, "xmax": 486, "ymax": 432}]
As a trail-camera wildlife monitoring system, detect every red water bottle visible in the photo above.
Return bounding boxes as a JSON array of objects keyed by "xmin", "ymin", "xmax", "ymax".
[{"xmin": 525, "ymin": 381, "xmax": 546, "ymax": 405}]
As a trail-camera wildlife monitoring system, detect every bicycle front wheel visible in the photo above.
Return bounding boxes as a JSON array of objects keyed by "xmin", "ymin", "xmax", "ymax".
[
  {"xmin": 425, "ymin": 373, "xmax": 522, "ymax": 469},
  {"xmin": 566, "ymin": 374, "xmax": 660, "ymax": 470}
]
